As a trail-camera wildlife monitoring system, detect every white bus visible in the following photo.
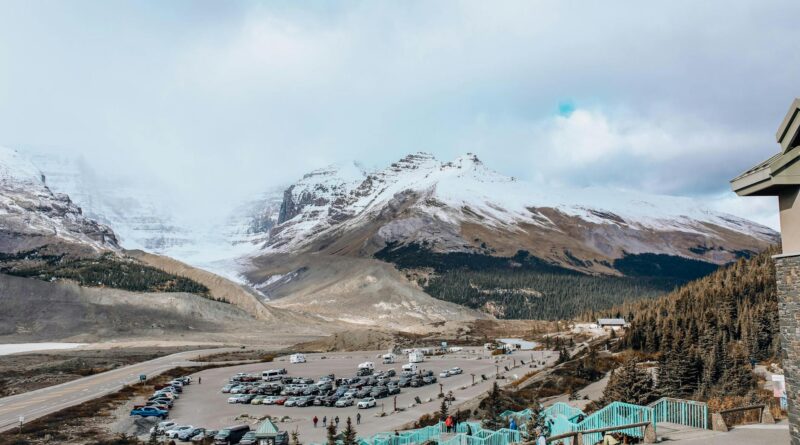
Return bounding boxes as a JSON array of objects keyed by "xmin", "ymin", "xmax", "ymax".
[
  {"xmin": 290, "ymin": 353, "xmax": 307, "ymax": 364},
  {"xmin": 408, "ymin": 351, "xmax": 424, "ymax": 363}
]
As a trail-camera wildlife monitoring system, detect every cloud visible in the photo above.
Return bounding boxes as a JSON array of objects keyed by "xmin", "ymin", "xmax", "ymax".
[{"xmin": 0, "ymin": 0, "xmax": 796, "ymax": 229}]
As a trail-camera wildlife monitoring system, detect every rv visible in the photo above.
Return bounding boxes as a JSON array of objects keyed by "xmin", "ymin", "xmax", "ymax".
[
  {"xmin": 382, "ymin": 353, "xmax": 396, "ymax": 364},
  {"xmin": 357, "ymin": 361, "xmax": 374, "ymax": 376},
  {"xmin": 402, "ymin": 363, "xmax": 418, "ymax": 373},
  {"xmin": 290, "ymin": 354, "xmax": 306, "ymax": 364},
  {"xmin": 408, "ymin": 351, "xmax": 424, "ymax": 363}
]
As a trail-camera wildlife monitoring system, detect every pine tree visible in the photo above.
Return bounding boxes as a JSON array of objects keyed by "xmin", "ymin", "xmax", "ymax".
[
  {"xmin": 483, "ymin": 381, "xmax": 503, "ymax": 430},
  {"xmin": 719, "ymin": 343, "xmax": 757, "ymax": 397},
  {"xmin": 291, "ymin": 428, "xmax": 302, "ymax": 445},
  {"xmin": 602, "ymin": 357, "xmax": 656, "ymax": 405},
  {"xmin": 439, "ymin": 397, "xmax": 449, "ymax": 421},
  {"xmin": 524, "ymin": 395, "xmax": 550, "ymax": 438},
  {"xmin": 326, "ymin": 421, "xmax": 337, "ymax": 445},
  {"xmin": 342, "ymin": 418, "xmax": 357, "ymax": 445}
]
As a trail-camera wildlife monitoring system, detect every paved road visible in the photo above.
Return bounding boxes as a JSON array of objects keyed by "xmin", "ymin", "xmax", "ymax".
[{"xmin": 0, "ymin": 348, "xmax": 233, "ymax": 432}]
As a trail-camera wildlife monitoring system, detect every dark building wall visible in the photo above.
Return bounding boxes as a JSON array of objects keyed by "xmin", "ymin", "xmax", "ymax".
[{"xmin": 776, "ymin": 253, "xmax": 800, "ymax": 445}]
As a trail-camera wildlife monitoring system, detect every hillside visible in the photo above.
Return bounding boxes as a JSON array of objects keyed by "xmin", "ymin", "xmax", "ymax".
[{"xmin": 610, "ymin": 247, "xmax": 779, "ymax": 399}]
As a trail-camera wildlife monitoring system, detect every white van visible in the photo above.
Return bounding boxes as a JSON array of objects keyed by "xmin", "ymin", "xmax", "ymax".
[
  {"xmin": 262, "ymin": 369, "xmax": 282, "ymax": 381},
  {"xmin": 408, "ymin": 351, "xmax": 424, "ymax": 363},
  {"xmin": 402, "ymin": 363, "xmax": 418, "ymax": 373},
  {"xmin": 290, "ymin": 353, "xmax": 306, "ymax": 364},
  {"xmin": 358, "ymin": 361, "xmax": 375, "ymax": 370},
  {"xmin": 382, "ymin": 353, "xmax": 396, "ymax": 364}
]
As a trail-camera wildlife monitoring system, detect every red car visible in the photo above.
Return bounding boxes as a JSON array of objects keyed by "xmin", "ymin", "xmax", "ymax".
[{"xmin": 274, "ymin": 396, "xmax": 288, "ymax": 405}]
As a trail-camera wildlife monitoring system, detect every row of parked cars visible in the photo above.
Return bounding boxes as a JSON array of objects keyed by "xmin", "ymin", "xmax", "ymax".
[
  {"xmin": 150, "ymin": 421, "xmax": 260, "ymax": 444},
  {"xmin": 129, "ymin": 376, "xmax": 192, "ymax": 420}
]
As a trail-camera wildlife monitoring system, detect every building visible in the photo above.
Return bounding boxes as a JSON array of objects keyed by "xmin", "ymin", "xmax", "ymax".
[
  {"xmin": 731, "ymin": 97, "xmax": 800, "ymax": 445},
  {"xmin": 496, "ymin": 338, "xmax": 538, "ymax": 351},
  {"xmin": 254, "ymin": 419, "xmax": 288, "ymax": 445},
  {"xmin": 597, "ymin": 318, "xmax": 627, "ymax": 330}
]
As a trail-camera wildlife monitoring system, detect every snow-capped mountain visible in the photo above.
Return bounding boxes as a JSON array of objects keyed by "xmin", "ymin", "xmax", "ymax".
[
  {"xmin": 0, "ymin": 147, "xmax": 119, "ymax": 254},
  {"xmin": 263, "ymin": 152, "xmax": 778, "ymax": 271},
  {"xmin": 24, "ymin": 150, "xmax": 193, "ymax": 252}
]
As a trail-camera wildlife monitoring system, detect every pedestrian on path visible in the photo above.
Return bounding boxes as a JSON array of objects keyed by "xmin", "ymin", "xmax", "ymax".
[
  {"xmin": 535, "ymin": 428, "xmax": 546, "ymax": 445},
  {"xmin": 335, "ymin": 416, "xmax": 340, "ymax": 427},
  {"xmin": 445, "ymin": 415, "xmax": 454, "ymax": 433},
  {"xmin": 313, "ymin": 416, "xmax": 319, "ymax": 428},
  {"xmin": 198, "ymin": 376, "xmax": 201, "ymax": 384},
  {"xmin": 356, "ymin": 413, "xmax": 361, "ymax": 425},
  {"xmin": 509, "ymin": 417, "xmax": 517, "ymax": 431}
]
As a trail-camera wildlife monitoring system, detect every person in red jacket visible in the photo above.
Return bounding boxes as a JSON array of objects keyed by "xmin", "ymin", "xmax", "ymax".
[{"xmin": 445, "ymin": 415, "xmax": 454, "ymax": 433}]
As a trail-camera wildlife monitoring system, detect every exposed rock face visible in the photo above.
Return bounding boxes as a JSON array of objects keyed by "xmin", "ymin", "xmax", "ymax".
[{"xmin": 0, "ymin": 147, "xmax": 119, "ymax": 255}]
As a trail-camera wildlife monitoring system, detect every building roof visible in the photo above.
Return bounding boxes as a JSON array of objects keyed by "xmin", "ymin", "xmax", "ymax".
[
  {"xmin": 255, "ymin": 419, "xmax": 280, "ymax": 436},
  {"xmin": 597, "ymin": 318, "xmax": 626, "ymax": 325},
  {"xmin": 732, "ymin": 98, "xmax": 800, "ymax": 196}
]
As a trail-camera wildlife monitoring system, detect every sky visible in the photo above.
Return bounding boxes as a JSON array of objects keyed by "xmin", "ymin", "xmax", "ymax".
[{"xmin": 0, "ymin": 0, "xmax": 798, "ymax": 230}]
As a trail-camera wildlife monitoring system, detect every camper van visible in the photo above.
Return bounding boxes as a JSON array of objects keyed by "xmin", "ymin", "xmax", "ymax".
[
  {"xmin": 408, "ymin": 351, "xmax": 424, "ymax": 363},
  {"xmin": 382, "ymin": 353, "xmax": 396, "ymax": 364},
  {"xmin": 290, "ymin": 354, "xmax": 306, "ymax": 364},
  {"xmin": 402, "ymin": 363, "xmax": 418, "ymax": 373},
  {"xmin": 357, "ymin": 361, "xmax": 374, "ymax": 376}
]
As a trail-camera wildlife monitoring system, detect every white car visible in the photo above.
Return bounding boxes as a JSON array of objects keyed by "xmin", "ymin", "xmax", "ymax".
[
  {"xmin": 439, "ymin": 370, "xmax": 451, "ymax": 378},
  {"xmin": 264, "ymin": 396, "xmax": 280, "ymax": 405},
  {"xmin": 227, "ymin": 396, "xmax": 241, "ymax": 404},
  {"xmin": 150, "ymin": 420, "xmax": 176, "ymax": 435},
  {"xmin": 450, "ymin": 367, "xmax": 463, "ymax": 375},
  {"xmin": 357, "ymin": 397, "xmax": 377, "ymax": 409},
  {"xmin": 335, "ymin": 397, "xmax": 354, "ymax": 407},
  {"xmin": 284, "ymin": 397, "xmax": 299, "ymax": 407},
  {"xmin": 165, "ymin": 425, "xmax": 194, "ymax": 439}
]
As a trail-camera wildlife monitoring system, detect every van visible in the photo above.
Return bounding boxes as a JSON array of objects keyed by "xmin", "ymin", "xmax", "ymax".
[
  {"xmin": 290, "ymin": 353, "xmax": 306, "ymax": 364},
  {"xmin": 214, "ymin": 425, "xmax": 250, "ymax": 444},
  {"xmin": 382, "ymin": 353, "xmax": 395, "ymax": 364},
  {"xmin": 262, "ymin": 370, "xmax": 282, "ymax": 381}
]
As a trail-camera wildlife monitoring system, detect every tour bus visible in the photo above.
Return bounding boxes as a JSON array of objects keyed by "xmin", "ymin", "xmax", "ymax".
[{"xmin": 290, "ymin": 353, "xmax": 307, "ymax": 364}]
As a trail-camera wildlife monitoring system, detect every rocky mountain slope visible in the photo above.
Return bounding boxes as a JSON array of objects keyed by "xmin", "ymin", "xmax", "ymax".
[
  {"xmin": 263, "ymin": 153, "xmax": 777, "ymax": 270},
  {"xmin": 0, "ymin": 148, "xmax": 119, "ymax": 255}
]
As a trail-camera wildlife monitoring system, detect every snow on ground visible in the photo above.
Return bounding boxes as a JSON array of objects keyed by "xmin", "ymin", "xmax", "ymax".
[{"xmin": 0, "ymin": 343, "xmax": 85, "ymax": 356}]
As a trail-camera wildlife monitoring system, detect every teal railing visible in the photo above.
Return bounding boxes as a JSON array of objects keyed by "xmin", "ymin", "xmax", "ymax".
[{"xmin": 648, "ymin": 397, "xmax": 708, "ymax": 430}]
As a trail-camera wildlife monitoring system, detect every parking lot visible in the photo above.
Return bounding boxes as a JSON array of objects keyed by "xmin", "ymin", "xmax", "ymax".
[{"xmin": 157, "ymin": 348, "xmax": 554, "ymax": 443}]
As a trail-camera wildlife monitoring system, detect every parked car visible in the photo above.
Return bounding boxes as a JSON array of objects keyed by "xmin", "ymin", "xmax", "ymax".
[
  {"xmin": 239, "ymin": 431, "xmax": 258, "ymax": 445},
  {"xmin": 450, "ymin": 367, "xmax": 463, "ymax": 375},
  {"xmin": 335, "ymin": 397, "xmax": 354, "ymax": 407},
  {"xmin": 370, "ymin": 386, "xmax": 388, "ymax": 398},
  {"xmin": 191, "ymin": 429, "xmax": 218, "ymax": 443},
  {"xmin": 423, "ymin": 376, "xmax": 437, "ymax": 384},
  {"xmin": 439, "ymin": 370, "xmax": 451, "ymax": 378},
  {"xmin": 222, "ymin": 384, "xmax": 234, "ymax": 393},
  {"xmin": 274, "ymin": 396, "xmax": 288, "ymax": 405},
  {"xmin": 387, "ymin": 385, "xmax": 401, "ymax": 395},
  {"xmin": 130, "ymin": 406, "xmax": 167, "ymax": 419},
  {"xmin": 165, "ymin": 425, "xmax": 194, "ymax": 439},
  {"xmin": 178, "ymin": 427, "xmax": 205, "ymax": 441},
  {"xmin": 251, "ymin": 395, "xmax": 267, "ymax": 405},
  {"xmin": 214, "ymin": 425, "xmax": 250, "ymax": 445},
  {"xmin": 150, "ymin": 420, "xmax": 176, "ymax": 435},
  {"xmin": 284, "ymin": 397, "xmax": 300, "ymax": 407},
  {"xmin": 398, "ymin": 378, "xmax": 410, "ymax": 387},
  {"xmin": 296, "ymin": 396, "xmax": 313, "ymax": 407},
  {"xmin": 357, "ymin": 397, "xmax": 377, "ymax": 409}
]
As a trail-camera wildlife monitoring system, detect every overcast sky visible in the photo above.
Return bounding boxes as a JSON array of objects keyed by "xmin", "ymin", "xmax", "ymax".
[{"xmin": 0, "ymin": 1, "xmax": 797, "ymax": 229}]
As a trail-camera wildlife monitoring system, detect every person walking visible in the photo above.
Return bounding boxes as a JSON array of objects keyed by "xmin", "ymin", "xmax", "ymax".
[
  {"xmin": 198, "ymin": 376, "xmax": 201, "ymax": 384},
  {"xmin": 509, "ymin": 417, "xmax": 517, "ymax": 431},
  {"xmin": 445, "ymin": 415, "xmax": 454, "ymax": 433},
  {"xmin": 335, "ymin": 416, "xmax": 340, "ymax": 427},
  {"xmin": 356, "ymin": 412, "xmax": 361, "ymax": 425},
  {"xmin": 322, "ymin": 416, "xmax": 327, "ymax": 426},
  {"xmin": 466, "ymin": 425, "xmax": 472, "ymax": 436},
  {"xmin": 313, "ymin": 416, "xmax": 319, "ymax": 428},
  {"xmin": 535, "ymin": 428, "xmax": 546, "ymax": 445}
]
